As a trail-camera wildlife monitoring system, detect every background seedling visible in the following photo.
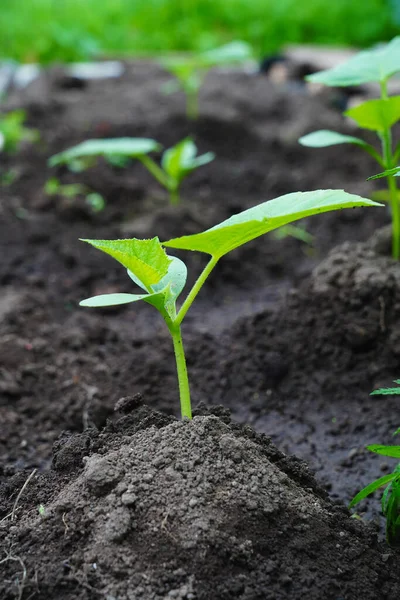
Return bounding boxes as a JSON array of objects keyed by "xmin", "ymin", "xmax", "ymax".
[
  {"xmin": 78, "ymin": 190, "xmax": 380, "ymax": 420},
  {"xmin": 299, "ymin": 36, "xmax": 400, "ymax": 259},
  {"xmin": 161, "ymin": 41, "xmax": 252, "ymax": 119},
  {"xmin": 0, "ymin": 109, "xmax": 38, "ymax": 153},
  {"xmin": 50, "ymin": 137, "xmax": 214, "ymax": 206},
  {"xmin": 350, "ymin": 380, "xmax": 400, "ymax": 546},
  {"xmin": 45, "ymin": 177, "xmax": 105, "ymax": 213}
]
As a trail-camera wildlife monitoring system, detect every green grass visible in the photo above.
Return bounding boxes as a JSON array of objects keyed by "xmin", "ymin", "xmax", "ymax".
[{"xmin": 1, "ymin": 0, "xmax": 399, "ymax": 63}]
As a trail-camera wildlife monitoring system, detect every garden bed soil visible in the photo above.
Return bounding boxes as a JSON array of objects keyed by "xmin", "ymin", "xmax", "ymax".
[{"xmin": 1, "ymin": 59, "xmax": 400, "ymax": 598}]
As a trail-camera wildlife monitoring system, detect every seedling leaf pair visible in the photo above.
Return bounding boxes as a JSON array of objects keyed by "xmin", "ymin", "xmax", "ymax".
[{"xmin": 49, "ymin": 137, "xmax": 214, "ymax": 205}]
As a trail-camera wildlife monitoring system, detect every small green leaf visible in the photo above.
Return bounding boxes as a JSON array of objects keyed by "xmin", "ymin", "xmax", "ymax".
[
  {"xmin": 199, "ymin": 41, "xmax": 252, "ymax": 67},
  {"xmin": 162, "ymin": 138, "xmax": 214, "ymax": 183},
  {"xmin": 80, "ymin": 292, "xmax": 150, "ymax": 307},
  {"xmin": 299, "ymin": 130, "xmax": 370, "ymax": 148},
  {"xmin": 307, "ymin": 36, "xmax": 400, "ymax": 87},
  {"xmin": 349, "ymin": 472, "xmax": 398, "ymax": 508},
  {"xmin": 164, "ymin": 190, "xmax": 382, "ymax": 258},
  {"xmin": 345, "ymin": 97, "xmax": 400, "ymax": 132},
  {"xmin": 367, "ymin": 445, "xmax": 400, "ymax": 458},
  {"xmin": 49, "ymin": 138, "xmax": 161, "ymax": 167},
  {"xmin": 80, "ymin": 238, "xmax": 171, "ymax": 291},
  {"xmin": 371, "ymin": 384, "xmax": 400, "ymax": 395},
  {"xmin": 368, "ymin": 167, "xmax": 400, "ymax": 180}
]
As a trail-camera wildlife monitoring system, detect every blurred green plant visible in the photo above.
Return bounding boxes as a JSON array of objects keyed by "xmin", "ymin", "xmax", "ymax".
[
  {"xmin": 161, "ymin": 41, "xmax": 252, "ymax": 119},
  {"xmin": 45, "ymin": 177, "xmax": 105, "ymax": 212},
  {"xmin": 0, "ymin": 110, "xmax": 38, "ymax": 153},
  {"xmin": 299, "ymin": 36, "xmax": 400, "ymax": 259},
  {"xmin": 50, "ymin": 137, "xmax": 214, "ymax": 205}
]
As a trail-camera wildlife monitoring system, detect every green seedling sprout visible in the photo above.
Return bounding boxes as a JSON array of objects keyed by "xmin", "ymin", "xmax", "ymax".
[
  {"xmin": 299, "ymin": 36, "xmax": 400, "ymax": 259},
  {"xmin": 0, "ymin": 109, "xmax": 38, "ymax": 153},
  {"xmin": 350, "ymin": 380, "xmax": 400, "ymax": 546},
  {"xmin": 161, "ymin": 41, "xmax": 253, "ymax": 120},
  {"xmin": 45, "ymin": 177, "xmax": 105, "ymax": 213},
  {"xmin": 49, "ymin": 137, "xmax": 214, "ymax": 206},
  {"xmin": 78, "ymin": 190, "xmax": 380, "ymax": 420}
]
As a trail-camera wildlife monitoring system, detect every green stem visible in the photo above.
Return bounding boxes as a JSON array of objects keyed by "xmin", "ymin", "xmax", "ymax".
[
  {"xmin": 380, "ymin": 80, "xmax": 400, "ymax": 259},
  {"xmin": 169, "ymin": 185, "xmax": 180, "ymax": 205},
  {"xmin": 139, "ymin": 155, "xmax": 169, "ymax": 188},
  {"xmin": 186, "ymin": 90, "xmax": 199, "ymax": 120},
  {"xmin": 175, "ymin": 255, "xmax": 219, "ymax": 326},
  {"xmin": 168, "ymin": 323, "xmax": 192, "ymax": 419}
]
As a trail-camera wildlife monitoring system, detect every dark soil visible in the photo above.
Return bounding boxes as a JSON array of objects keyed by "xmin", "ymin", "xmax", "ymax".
[{"xmin": 1, "ymin": 60, "xmax": 399, "ymax": 599}]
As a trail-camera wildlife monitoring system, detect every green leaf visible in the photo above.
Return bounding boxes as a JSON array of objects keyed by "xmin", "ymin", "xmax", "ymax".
[
  {"xmin": 164, "ymin": 190, "xmax": 382, "ymax": 258},
  {"xmin": 306, "ymin": 36, "xmax": 400, "ymax": 87},
  {"xmin": 161, "ymin": 138, "xmax": 214, "ymax": 183},
  {"xmin": 199, "ymin": 41, "xmax": 252, "ymax": 67},
  {"xmin": 368, "ymin": 166, "xmax": 400, "ymax": 180},
  {"xmin": 299, "ymin": 130, "xmax": 370, "ymax": 149},
  {"xmin": 367, "ymin": 445, "xmax": 400, "ymax": 458},
  {"xmin": 80, "ymin": 238, "xmax": 171, "ymax": 291},
  {"xmin": 371, "ymin": 384, "xmax": 400, "ymax": 395},
  {"xmin": 80, "ymin": 292, "xmax": 150, "ymax": 307},
  {"xmin": 345, "ymin": 96, "xmax": 400, "ymax": 132},
  {"xmin": 349, "ymin": 472, "xmax": 399, "ymax": 508},
  {"xmin": 49, "ymin": 138, "xmax": 161, "ymax": 167}
]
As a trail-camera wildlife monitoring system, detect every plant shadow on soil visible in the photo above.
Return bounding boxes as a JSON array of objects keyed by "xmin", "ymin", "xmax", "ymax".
[{"xmin": 0, "ymin": 61, "xmax": 400, "ymax": 598}]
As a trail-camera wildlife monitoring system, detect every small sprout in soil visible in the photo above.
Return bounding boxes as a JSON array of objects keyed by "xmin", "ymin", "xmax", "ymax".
[
  {"xmin": 0, "ymin": 109, "xmax": 38, "ymax": 154},
  {"xmin": 38, "ymin": 504, "xmax": 46, "ymax": 517},
  {"xmin": 350, "ymin": 380, "xmax": 400, "ymax": 547},
  {"xmin": 161, "ymin": 41, "xmax": 253, "ymax": 120},
  {"xmin": 79, "ymin": 190, "xmax": 380, "ymax": 420},
  {"xmin": 299, "ymin": 36, "xmax": 400, "ymax": 259},
  {"xmin": 49, "ymin": 137, "xmax": 214, "ymax": 206},
  {"xmin": 45, "ymin": 177, "xmax": 105, "ymax": 213}
]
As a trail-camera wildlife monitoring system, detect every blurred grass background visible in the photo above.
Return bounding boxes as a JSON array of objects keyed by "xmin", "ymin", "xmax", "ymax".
[{"xmin": 1, "ymin": 0, "xmax": 400, "ymax": 63}]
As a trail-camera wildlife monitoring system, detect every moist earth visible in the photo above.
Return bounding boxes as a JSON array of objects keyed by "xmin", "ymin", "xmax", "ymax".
[{"xmin": 1, "ymin": 60, "xmax": 399, "ymax": 598}]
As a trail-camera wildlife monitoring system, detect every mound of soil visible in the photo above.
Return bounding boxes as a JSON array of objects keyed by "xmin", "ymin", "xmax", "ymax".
[{"xmin": 1, "ymin": 407, "xmax": 399, "ymax": 600}]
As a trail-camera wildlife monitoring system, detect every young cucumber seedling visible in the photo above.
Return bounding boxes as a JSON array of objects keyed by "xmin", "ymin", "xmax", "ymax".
[
  {"xmin": 49, "ymin": 137, "xmax": 214, "ymax": 206},
  {"xmin": 299, "ymin": 36, "xmax": 400, "ymax": 259},
  {"xmin": 350, "ymin": 380, "xmax": 400, "ymax": 547},
  {"xmin": 161, "ymin": 41, "xmax": 252, "ymax": 120},
  {"xmin": 79, "ymin": 190, "xmax": 380, "ymax": 420}
]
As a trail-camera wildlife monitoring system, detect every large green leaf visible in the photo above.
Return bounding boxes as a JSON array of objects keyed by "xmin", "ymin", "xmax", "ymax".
[
  {"xmin": 349, "ymin": 472, "xmax": 398, "ymax": 508},
  {"xmin": 164, "ymin": 190, "xmax": 382, "ymax": 258},
  {"xmin": 49, "ymin": 138, "xmax": 161, "ymax": 166},
  {"xmin": 367, "ymin": 445, "xmax": 400, "ymax": 458},
  {"xmin": 345, "ymin": 97, "xmax": 400, "ymax": 132},
  {"xmin": 307, "ymin": 36, "xmax": 400, "ymax": 87},
  {"xmin": 80, "ymin": 238, "xmax": 171, "ymax": 291}
]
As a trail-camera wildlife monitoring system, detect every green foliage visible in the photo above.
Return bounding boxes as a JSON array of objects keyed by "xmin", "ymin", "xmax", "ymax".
[
  {"xmin": 161, "ymin": 42, "xmax": 252, "ymax": 119},
  {"xmin": 49, "ymin": 137, "xmax": 214, "ymax": 205},
  {"xmin": 79, "ymin": 190, "xmax": 380, "ymax": 420},
  {"xmin": 345, "ymin": 97, "xmax": 400, "ymax": 132},
  {"xmin": 0, "ymin": 0, "xmax": 397, "ymax": 64},
  {"xmin": 350, "ymin": 381, "xmax": 400, "ymax": 546},
  {"xmin": 0, "ymin": 110, "xmax": 38, "ymax": 153},
  {"xmin": 299, "ymin": 36, "xmax": 400, "ymax": 259}
]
